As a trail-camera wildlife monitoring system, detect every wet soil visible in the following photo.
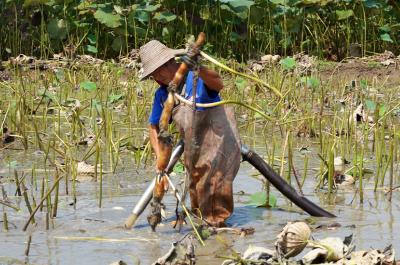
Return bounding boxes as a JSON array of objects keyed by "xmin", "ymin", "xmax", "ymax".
[{"xmin": 317, "ymin": 57, "xmax": 400, "ymax": 86}]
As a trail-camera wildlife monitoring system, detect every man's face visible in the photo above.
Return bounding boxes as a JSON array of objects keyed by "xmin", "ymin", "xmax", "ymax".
[
  {"xmin": 150, "ymin": 60, "xmax": 177, "ymax": 86},
  {"xmin": 151, "ymin": 65, "xmax": 170, "ymax": 85}
]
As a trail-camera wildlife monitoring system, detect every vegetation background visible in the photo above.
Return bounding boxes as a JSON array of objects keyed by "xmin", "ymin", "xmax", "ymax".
[{"xmin": 1, "ymin": 0, "xmax": 399, "ymax": 61}]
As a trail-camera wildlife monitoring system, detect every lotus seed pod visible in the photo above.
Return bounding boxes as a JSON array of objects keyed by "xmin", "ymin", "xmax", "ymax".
[{"xmin": 275, "ymin": 222, "xmax": 311, "ymax": 258}]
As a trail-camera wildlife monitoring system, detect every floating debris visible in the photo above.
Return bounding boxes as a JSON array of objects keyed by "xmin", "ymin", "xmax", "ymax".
[
  {"xmin": 2, "ymin": 127, "xmax": 15, "ymax": 145},
  {"xmin": 305, "ymin": 236, "xmax": 353, "ymax": 263},
  {"xmin": 78, "ymin": 134, "xmax": 96, "ymax": 146},
  {"xmin": 77, "ymin": 161, "xmax": 97, "ymax": 175},
  {"xmin": 109, "ymin": 261, "xmax": 127, "ymax": 265},
  {"xmin": 335, "ymin": 174, "xmax": 355, "ymax": 187},
  {"xmin": 152, "ymin": 234, "xmax": 196, "ymax": 265},
  {"xmin": 333, "ymin": 157, "xmax": 355, "ymax": 187},
  {"xmin": 334, "ymin": 156, "xmax": 346, "ymax": 176},
  {"xmin": 221, "ymin": 223, "xmax": 397, "ymax": 265},
  {"xmin": 222, "ymin": 246, "xmax": 275, "ymax": 265},
  {"xmin": 73, "ymin": 161, "xmax": 108, "ymax": 182},
  {"xmin": 347, "ymin": 244, "xmax": 395, "ymax": 265},
  {"xmin": 315, "ymin": 222, "xmax": 342, "ymax": 230},
  {"xmin": 351, "ymin": 103, "xmax": 374, "ymax": 125}
]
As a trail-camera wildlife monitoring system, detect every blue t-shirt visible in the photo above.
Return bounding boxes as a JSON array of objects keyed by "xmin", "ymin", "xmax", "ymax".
[{"xmin": 148, "ymin": 71, "xmax": 221, "ymax": 125}]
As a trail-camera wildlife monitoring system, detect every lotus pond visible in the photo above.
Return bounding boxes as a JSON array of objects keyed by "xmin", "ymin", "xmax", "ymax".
[{"xmin": 0, "ymin": 55, "xmax": 399, "ymax": 264}]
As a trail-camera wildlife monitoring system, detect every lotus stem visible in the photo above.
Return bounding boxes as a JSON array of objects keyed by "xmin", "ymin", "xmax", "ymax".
[
  {"xmin": 21, "ymin": 182, "xmax": 35, "ymax": 224},
  {"xmin": 200, "ymin": 51, "xmax": 283, "ymax": 98},
  {"xmin": 14, "ymin": 170, "xmax": 21, "ymax": 196},
  {"xmin": 165, "ymin": 175, "xmax": 205, "ymax": 246},
  {"xmin": 174, "ymin": 94, "xmax": 273, "ymax": 121},
  {"xmin": 52, "ymin": 170, "xmax": 60, "ymax": 218},
  {"xmin": 24, "ymin": 235, "xmax": 32, "ymax": 256},
  {"xmin": 3, "ymin": 212, "xmax": 8, "ymax": 231},
  {"xmin": 22, "ymin": 174, "xmax": 64, "ymax": 231}
]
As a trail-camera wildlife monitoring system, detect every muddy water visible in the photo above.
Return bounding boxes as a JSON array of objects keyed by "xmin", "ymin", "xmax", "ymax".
[{"xmin": 1, "ymin": 140, "xmax": 399, "ymax": 265}]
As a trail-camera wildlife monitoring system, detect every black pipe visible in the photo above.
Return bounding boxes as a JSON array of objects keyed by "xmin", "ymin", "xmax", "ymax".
[{"xmin": 241, "ymin": 145, "xmax": 336, "ymax": 218}]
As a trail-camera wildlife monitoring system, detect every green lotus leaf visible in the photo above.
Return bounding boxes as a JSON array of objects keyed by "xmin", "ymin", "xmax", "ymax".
[
  {"xmin": 23, "ymin": 0, "xmax": 49, "ymax": 7},
  {"xmin": 87, "ymin": 34, "xmax": 97, "ymax": 44},
  {"xmin": 47, "ymin": 19, "xmax": 68, "ymax": 40},
  {"xmin": 246, "ymin": 191, "xmax": 277, "ymax": 208},
  {"xmin": 94, "ymin": 7, "xmax": 122, "ymax": 28},
  {"xmin": 280, "ymin": 57, "xmax": 296, "ymax": 71},
  {"xmin": 153, "ymin": 11, "xmax": 177, "ymax": 23},
  {"xmin": 111, "ymin": 36, "xmax": 126, "ymax": 52},
  {"xmin": 336, "ymin": 10, "xmax": 354, "ymax": 20},
  {"xmin": 365, "ymin": 99, "xmax": 376, "ymax": 111},
  {"xmin": 80, "ymin": 81, "xmax": 97, "ymax": 91},
  {"xmin": 86, "ymin": 45, "xmax": 98, "ymax": 54},
  {"xmin": 380, "ymin": 33, "xmax": 393, "ymax": 43}
]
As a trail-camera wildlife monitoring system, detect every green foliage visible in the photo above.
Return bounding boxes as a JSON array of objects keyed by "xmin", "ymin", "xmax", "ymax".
[
  {"xmin": 94, "ymin": 6, "xmax": 122, "ymax": 28},
  {"xmin": 301, "ymin": 76, "xmax": 320, "ymax": 91},
  {"xmin": 153, "ymin": 11, "xmax": 176, "ymax": 23},
  {"xmin": 380, "ymin": 33, "xmax": 393, "ymax": 43},
  {"xmin": 91, "ymin": 99, "xmax": 102, "ymax": 114},
  {"xmin": 80, "ymin": 81, "xmax": 97, "ymax": 91},
  {"xmin": 365, "ymin": 100, "xmax": 386, "ymax": 117},
  {"xmin": 280, "ymin": 57, "xmax": 296, "ymax": 71},
  {"xmin": 0, "ymin": 0, "xmax": 399, "ymax": 60},
  {"xmin": 47, "ymin": 19, "xmax": 68, "ymax": 40},
  {"xmin": 173, "ymin": 162, "xmax": 185, "ymax": 174},
  {"xmin": 108, "ymin": 93, "xmax": 124, "ymax": 104},
  {"xmin": 234, "ymin": 77, "xmax": 247, "ymax": 91},
  {"xmin": 335, "ymin": 10, "xmax": 354, "ymax": 20},
  {"xmin": 111, "ymin": 36, "xmax": 126, "ymax": 52},
  {"xmin": 86, "ymin": 45, "xmax": 98, "ymax": 54},
  {"xmin": 365, "ymin": 99, "xmax": 376, "ymax": 111},
  {"xmin": 4, "ymin": 160, "xmax": 18, "ymax": 169}
]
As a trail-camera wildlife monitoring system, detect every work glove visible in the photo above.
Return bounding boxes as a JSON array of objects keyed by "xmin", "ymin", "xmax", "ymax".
[
  {"xmin": 179, "ymin": 54, "xmax": 199, "ymax": 70},
  {"xmin": 186, "ymin": 41, "xmax": 200, "ymax": 58},
  {"xmin": 179, "ymin": 37, "xmax": 202, "ymax": 70}
]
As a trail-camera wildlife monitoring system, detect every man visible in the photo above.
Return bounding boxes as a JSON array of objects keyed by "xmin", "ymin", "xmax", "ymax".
[{"xmin": 139, "ymin": 40, "xmax": 241, "ymax": 227}]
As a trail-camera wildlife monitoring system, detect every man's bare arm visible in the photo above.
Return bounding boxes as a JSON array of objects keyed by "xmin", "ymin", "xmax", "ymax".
[
  {"xmin": 198, "ymin": 67, "xmax": 223, "ymax": 92},
  {"xmin": 149, "ymin": 124, "xmax": 160, "ymax": 160}
]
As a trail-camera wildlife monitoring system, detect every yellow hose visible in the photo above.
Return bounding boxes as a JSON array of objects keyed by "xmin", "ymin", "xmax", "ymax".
[
  {"xmin": 174, "ymin": 94, "xmax": 273, "ymax": 121},
  {"xmin": 200, "ymin": 51, "xmax": 283, "ymax": 98}
]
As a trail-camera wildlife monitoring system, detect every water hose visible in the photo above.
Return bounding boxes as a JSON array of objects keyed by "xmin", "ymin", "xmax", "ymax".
[
  {"xmin": 241, "ymin": 144, "xmax": 335, "ymax": 218},
  {"xmin": 124, "ymin": 140, "xmax": 184, "ymax": 229}
]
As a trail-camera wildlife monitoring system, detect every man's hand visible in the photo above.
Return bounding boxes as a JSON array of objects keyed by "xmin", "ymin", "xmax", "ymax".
[
  {"xmin": 179, "ymin": 55, "xmax": 199, "ymax": 70},
  {"xmin": 186, "ymin": 41, "xmax": 200, "ymax": 58},
  {"xmin": 180, "ymin": 39, "xmax": 201, "ymax": 70}
]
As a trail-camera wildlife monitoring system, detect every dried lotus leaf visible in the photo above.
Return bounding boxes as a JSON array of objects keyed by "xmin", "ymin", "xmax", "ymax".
[
  {"xmin": 77, "ymin": 161, "xmax": 96, "ymax": 175},
  {"xmin": 309, "ymin": 237, "xmax": 348, "ymax": 262},
  {"xmin": 275, "ymin": 222, "xmax": 311, "ymax": 258},
  {"xmin": 261, "ymin": 54, "xmax": 273, "ymax": 63}
]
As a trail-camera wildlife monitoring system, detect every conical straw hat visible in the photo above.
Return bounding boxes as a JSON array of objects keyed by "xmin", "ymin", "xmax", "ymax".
[{"xmin": 138, "ymin": 40, "xmax": 185, "ymax": 80}]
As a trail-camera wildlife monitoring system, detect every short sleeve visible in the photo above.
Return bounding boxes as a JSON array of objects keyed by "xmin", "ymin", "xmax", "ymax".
[{"xmin": 148, "ymin": 87, "xmax": 168, "ymax": 125}]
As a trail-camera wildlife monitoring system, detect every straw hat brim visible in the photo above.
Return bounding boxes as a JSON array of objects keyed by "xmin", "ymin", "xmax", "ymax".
[{"xmin": 139, "ymin": 42, "xmax": 185, "ymax": 80}]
